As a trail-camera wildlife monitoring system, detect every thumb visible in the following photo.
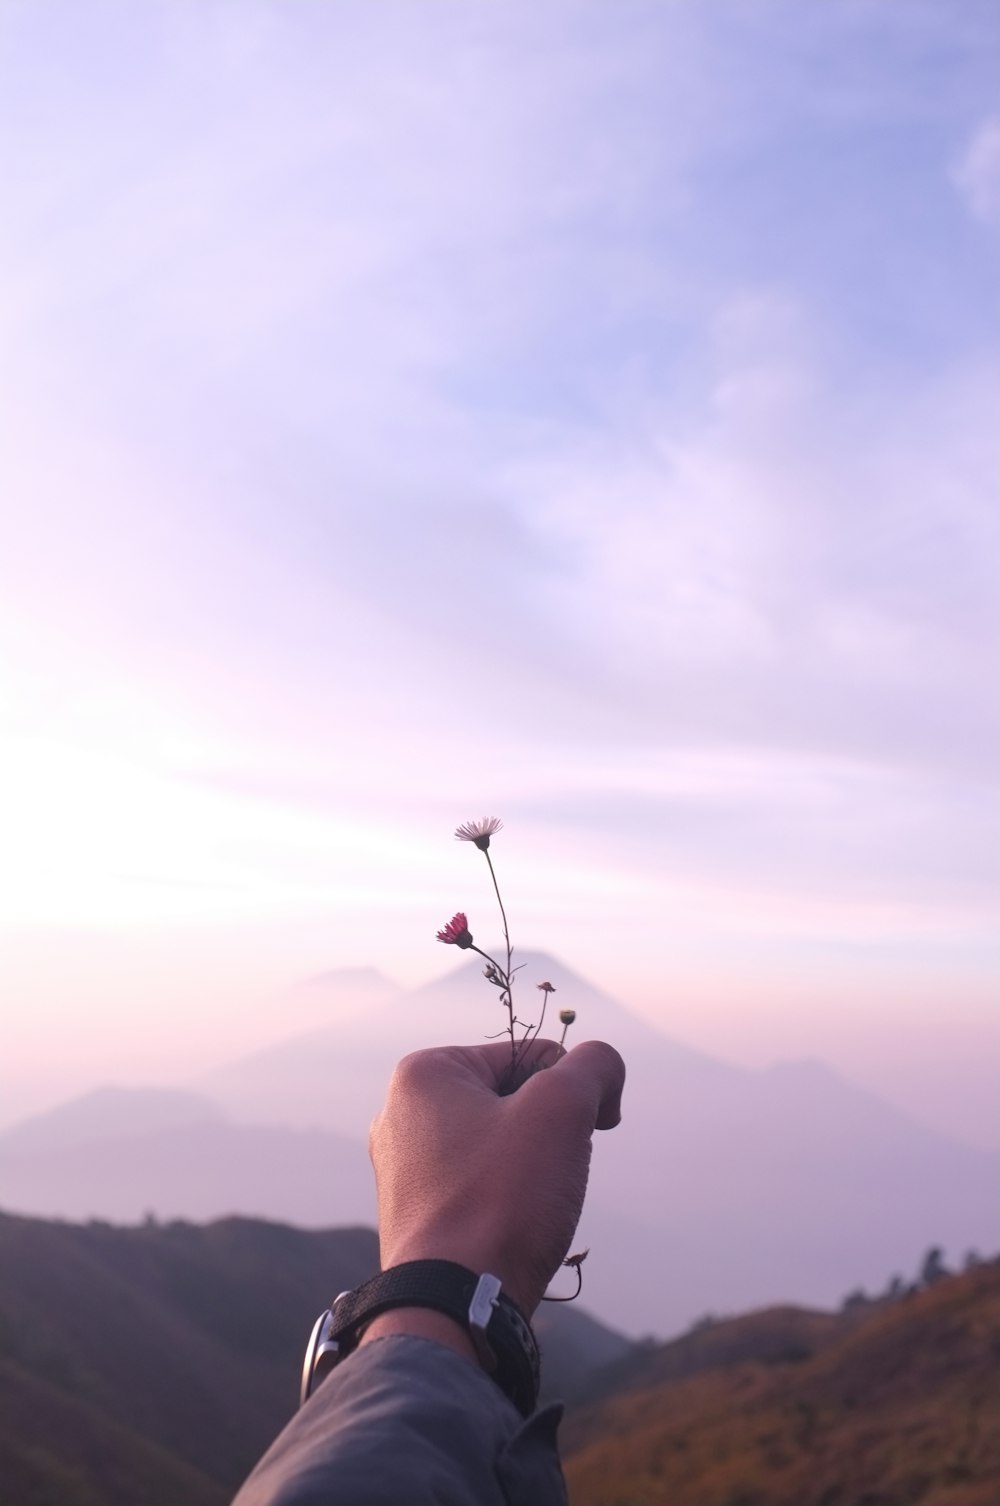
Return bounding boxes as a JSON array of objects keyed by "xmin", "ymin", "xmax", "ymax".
[{"xmin": 547, "ymin": 1039, "xmax": 626, "ymax": 1130}]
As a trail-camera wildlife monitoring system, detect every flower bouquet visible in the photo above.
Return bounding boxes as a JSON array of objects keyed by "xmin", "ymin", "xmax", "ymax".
[
  {"xmin": 436, "ymin": 817, "xmax": 577, "ymax": 1093},
  {"xmin": 436, "ymin": 818, "xmax": 587, "ymax": 1298}
]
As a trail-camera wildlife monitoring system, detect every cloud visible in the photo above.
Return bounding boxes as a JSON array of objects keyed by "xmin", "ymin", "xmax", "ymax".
[
  {"xmin": 1, "ymin": 0, "xmax": 997, "ymax": 1007},
  {"xmin": 492, "ymin": 285, "xmax": 999, "ymax": 781},
  {"xmin": 953, "ymin": 115, "xmax": 1000, "ymax": 226}
]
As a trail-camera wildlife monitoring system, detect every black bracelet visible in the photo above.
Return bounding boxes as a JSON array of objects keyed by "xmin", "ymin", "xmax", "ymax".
[{"xmin": 300, "ymin": 1259, "xmax": 540, "ymax": 1416}]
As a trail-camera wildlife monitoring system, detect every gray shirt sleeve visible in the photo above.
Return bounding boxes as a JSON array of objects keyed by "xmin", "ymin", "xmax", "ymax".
[{"xmin": 231, "ymin": 1334, "xmax": 568, "ymax": 1506}]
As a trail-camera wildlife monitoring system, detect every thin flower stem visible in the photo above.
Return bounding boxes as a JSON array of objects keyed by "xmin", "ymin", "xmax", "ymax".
[
  {"xmin": 483, "ymin": 848, "xmax": 515, "ymax": 1058},
  {"xmin": 508, "ymin": 988, "xmax": 554, "ymax": 1080},
  {"xmin": 468, "ymin": 943, "xmax": 509, "ymax": 980},
  {"xmin": 483, "ymin": 850, "xmax": 511, "ymax": 972},
  {"xmin": 536, "ymin": 991, "xmax": 549, "ymax": 1039},
  {"xmin": 469, "ymin": 943, "xmax": 521, "ymax": 1067},
  {"xmin": 540, "ymin": 1264, "xmax": 584, "ymax": 1303}
]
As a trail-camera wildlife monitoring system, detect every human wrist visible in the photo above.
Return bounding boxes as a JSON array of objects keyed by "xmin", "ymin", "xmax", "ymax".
[
  {"xmin": 304, "ymin": 1259, "xmax": 542, "ymax": 1416},
  {"xmin": 379, "ymin": 1233, "xmax": 537, "ymax": 1318}
]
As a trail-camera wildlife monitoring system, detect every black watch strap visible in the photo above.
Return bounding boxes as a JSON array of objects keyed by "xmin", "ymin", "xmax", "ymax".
[{"xmin": 301, "ymin": 1259, "xmax": 540, "ymax": 1416}]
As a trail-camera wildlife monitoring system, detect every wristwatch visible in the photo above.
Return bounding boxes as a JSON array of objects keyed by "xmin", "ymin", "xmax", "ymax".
[{"xmin": 300, "ymin": 1259, "xmax": 540, "ymax": 1416}]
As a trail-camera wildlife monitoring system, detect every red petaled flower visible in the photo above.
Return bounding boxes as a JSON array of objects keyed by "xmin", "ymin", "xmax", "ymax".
[
  {"xmin": 436, "ymin": 912, "xmax": 474, "ymax": 948},
  {"xmin": 454, "ymin": 817, "xmax": 503, "ymax": 852}
]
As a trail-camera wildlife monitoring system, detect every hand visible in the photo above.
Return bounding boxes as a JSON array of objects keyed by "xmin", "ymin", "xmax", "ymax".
[{"xmin": 366, "ymin": 1037, "xmax": 625, "ymax": 1320}]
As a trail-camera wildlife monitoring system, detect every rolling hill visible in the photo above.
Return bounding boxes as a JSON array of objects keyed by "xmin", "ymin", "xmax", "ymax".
[
  {"xmin": 0, "ymin": 1208, "xmax": 632, "ymax": 1505},
  {"xmin": 0, "ymin": 1208, "xmax": 993, "ymax": 1506},
  {"xmin": 562, "ymin": 1259, "xmax": 1000, "ymax": 1506}
]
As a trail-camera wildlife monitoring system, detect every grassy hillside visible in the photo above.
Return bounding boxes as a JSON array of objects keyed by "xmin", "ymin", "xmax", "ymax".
[
  {"xmin": 0, "ymin": 1356, "xmax": 225, "ymax": 1506},
  {"xmin": 0, "ymin": 1212, "xmax": 379, "ymax": 1505},
  {"xmin": 563, "ymin": 1261, "xmax": 1000, "ymax": 1506},
  {"xmin": 0, "ymin": 1208, "xmax": 631, "ymax": 1505},
  {"xmin": 2, "ymin": 1207, "xmax": 992, "ymax": 1506}
]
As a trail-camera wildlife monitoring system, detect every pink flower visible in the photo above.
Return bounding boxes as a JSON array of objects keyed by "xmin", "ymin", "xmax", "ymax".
[
  {"xmin": 454, "ymin": 816, "xmax": 503, "ymax": 852},
  {"xmin": 436, "ymin": 912, "xmax": 473, "ymax": 948}
]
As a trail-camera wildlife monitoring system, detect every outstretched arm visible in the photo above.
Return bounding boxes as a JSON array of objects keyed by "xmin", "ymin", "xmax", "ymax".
[{"xmin": 232, "ymin": 1037, "xmax": 625, "ymax": 1506}]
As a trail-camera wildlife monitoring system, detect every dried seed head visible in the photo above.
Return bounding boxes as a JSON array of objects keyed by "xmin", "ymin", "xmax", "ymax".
[{"xmin": 454, "ymin": 817, "xmax": 503, "ymax": 852}]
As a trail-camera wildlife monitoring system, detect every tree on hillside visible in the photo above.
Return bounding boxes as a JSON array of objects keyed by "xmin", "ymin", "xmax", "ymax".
[{"xmin": 920, "ymin": 1246, "xmax": 950, "ymax": 1286}]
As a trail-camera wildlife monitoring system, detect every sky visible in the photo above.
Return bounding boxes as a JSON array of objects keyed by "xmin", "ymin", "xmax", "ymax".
[{"xmin": 1, "ymin": 0, "xmax": 998, "ymax": 1147}]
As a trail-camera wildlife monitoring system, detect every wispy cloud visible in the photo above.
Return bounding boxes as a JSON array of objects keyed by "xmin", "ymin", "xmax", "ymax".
[
  {"xmin": 1, "ymin": 0, "xmax": 998, "ymax": 1124},
  {"xmin": 953, "ymin": 115, "xmax": 1000, "ymax": 226}
]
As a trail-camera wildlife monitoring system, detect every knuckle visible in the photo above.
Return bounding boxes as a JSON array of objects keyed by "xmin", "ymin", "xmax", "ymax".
[{"xmin": 390, "ymin": 1048, "xmax": 436, "ymax": 1092}]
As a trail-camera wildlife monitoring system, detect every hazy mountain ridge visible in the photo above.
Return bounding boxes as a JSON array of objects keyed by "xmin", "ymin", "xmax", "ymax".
[
  {"xmin": 0, "ymin": 1086, "xmax": 225, "ymax": 1151},
  {"xmin": 197, "ymin": 954, "xmax": 1000, "ymax": 1333},
  {"xmin": 571, "ymin": 1303, "xmax": 843, "ymax": 1409},
  {"xmin": 0, "ymin": 1116, "xmax": 375, "ymax": 1226},
  {"xmin": 198, "ymin": 952, "xmax": 741, "ymax": 1135},
  {"xmin": 1, "ymin": 953, "xmax": 995, "ymax": 1334},
  {"xmin": 0, "ymin": 1209, "xmax": 632, "ymax": 1506}
]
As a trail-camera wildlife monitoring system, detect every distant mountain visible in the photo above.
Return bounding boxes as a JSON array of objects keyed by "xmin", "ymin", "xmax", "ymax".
[
  {"xmin": 0, "ymin": 1209, "xmax": 633, "ymax": 1506},
  {"xmin": 4, "ymin": 953, "xmax": 997, "ymax": 1336},
  {"xmin": 563, "ymin": 1260, "xmax": 1000, "ymax": 1506},
  {"xmin": 197, "ymin": 950, "xmax": 742, "ymax": 1137},
  {"xmin": 535, "ymin": 1297, "xmax": 635, "ymax": 1404},
  {"xmin": 0, "ymin": 1116, "xmax": 375, "ymax": 1226},
  {"xmin": 0, "ymin": 1085, "xmax": 223, "ymax": 1151},
  {"xmin": 195, "ymin": 953, "xmax": 1000, "ymax": 1333}
]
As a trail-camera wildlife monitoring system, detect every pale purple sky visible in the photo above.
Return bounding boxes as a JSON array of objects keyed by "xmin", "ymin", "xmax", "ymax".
[{"xmin": 1, "ymin": 0, "xmax": 998, "ymax": 1146}]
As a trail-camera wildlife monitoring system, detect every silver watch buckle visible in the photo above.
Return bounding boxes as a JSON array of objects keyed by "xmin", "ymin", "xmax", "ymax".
[
  {"xmin": 300, "ymin": 1290, "xmax": 352, "ymax": 1406},
  {"xmin": 467, "ymin": 1272, "xmax": 501, "ymax": 1374}
]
